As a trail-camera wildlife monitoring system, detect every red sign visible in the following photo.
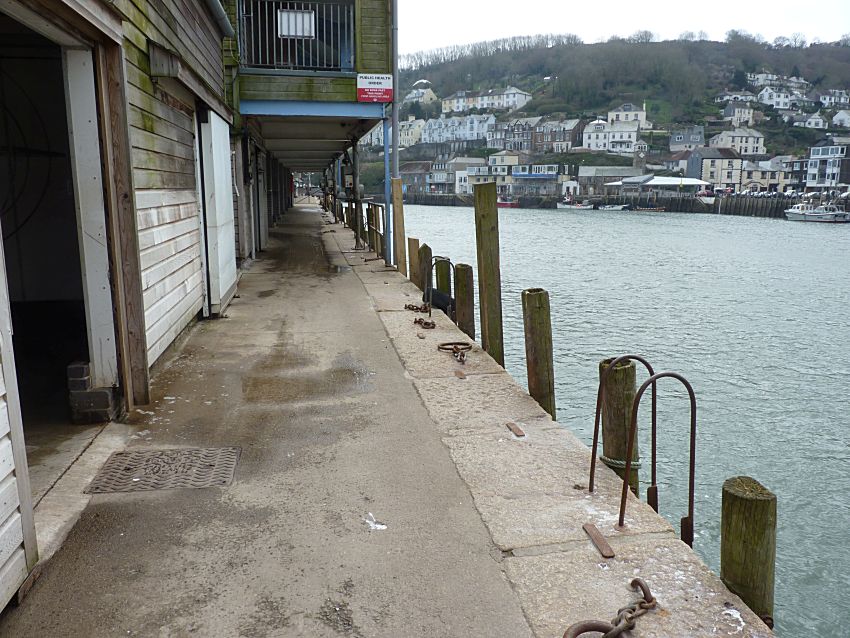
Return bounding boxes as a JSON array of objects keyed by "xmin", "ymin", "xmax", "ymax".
[{"xmin": 357, "ymin": 74, "xmax": 393, "ymax": 103}]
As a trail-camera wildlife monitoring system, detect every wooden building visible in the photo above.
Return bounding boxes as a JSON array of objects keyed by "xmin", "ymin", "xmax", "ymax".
[{"xmin": 0, "ymin": 0, "xmax": 239, "ymax": 607}]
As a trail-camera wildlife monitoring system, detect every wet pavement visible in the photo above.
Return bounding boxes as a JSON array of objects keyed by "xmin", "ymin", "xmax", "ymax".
[{"xmin": 0, "ymin": 206, "xmax": 533, "ymax": 637}]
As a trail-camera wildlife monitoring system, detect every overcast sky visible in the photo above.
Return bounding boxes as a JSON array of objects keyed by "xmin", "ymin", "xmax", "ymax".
[{"xmin": 398, "ymin": 0, "xmax": 850, "ymax": 55}]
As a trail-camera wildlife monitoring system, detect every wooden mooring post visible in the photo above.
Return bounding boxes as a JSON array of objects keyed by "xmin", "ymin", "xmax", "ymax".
[
  {"xmin": 473, "ymin": 182, "xmax": 504, "ymax": 366},
  {"xmin": 435, "ymin": 259, "xmax": 452, "ymax": 294},
  {"xmin": 408, "ymin": 237, "xmax": 420, "ymax": 288},
  {"xmin": 391, "ymin": 178, "xmax": 407, "ymax": 276},
  {"xmin": 418, "ymin": 243, "xmax": 433, "ymax": 294},
  {"xmin": 721, "ymin": 476, "xmax": 777, "ymax": 628},
  {"xmin": 599, "ymin": 358, "xmax": 640, "ymax": 495},
  {"xmin": 522, "ymin": 288, "xmax": 555, "ymax": 418},
  {"xmin": 455, "ymin": 264, "xmax": 475, "ymax": 340}
]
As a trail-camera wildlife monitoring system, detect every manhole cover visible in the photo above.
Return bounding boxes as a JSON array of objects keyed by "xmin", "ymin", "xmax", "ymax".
[{"xmin": 85, "ymin": 448, "xmax": 240, "ymax": 494}]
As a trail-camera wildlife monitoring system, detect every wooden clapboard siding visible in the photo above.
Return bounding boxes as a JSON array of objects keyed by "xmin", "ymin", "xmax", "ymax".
[
  {"xmin": 239, "ymin": 74, "xmax": 356, "ymax": 102},
  {"xmin": 113, "ymin": 0, "xmax": 225, "ymax": 98},
  {"xmin": 355, "ymin": 0, "xmax": 390, "ymax": 73},
  {"xmin": 0, "ymin": 364, "xmax": 26, "ymax": 610},
  {"xmin": 121, "ymin": 8, "xmax": 208, "ymax": 367}
]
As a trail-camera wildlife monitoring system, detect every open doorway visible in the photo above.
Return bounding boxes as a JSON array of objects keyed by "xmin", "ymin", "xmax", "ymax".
[{"xmin": 0, "ymin": 14, "xmax": 117, "ymax": 504}]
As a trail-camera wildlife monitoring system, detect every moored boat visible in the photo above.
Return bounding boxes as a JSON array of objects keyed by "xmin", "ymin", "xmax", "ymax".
[
  {"xmin": 557, "ymin": 199, "xmax": 596, "ymax": 210},
  {"xmin": 785, "ymin": 203, "xmax": 850, "ymax": 222},
  {"xmin": 497, "ymin": 195, "xmax": 519, "ymax": 208}
]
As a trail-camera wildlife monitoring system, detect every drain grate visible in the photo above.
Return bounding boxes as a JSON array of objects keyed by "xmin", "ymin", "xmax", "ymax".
[{"xmin": 85, "ymin": 447, "xmax": 240, "ymax": 494}]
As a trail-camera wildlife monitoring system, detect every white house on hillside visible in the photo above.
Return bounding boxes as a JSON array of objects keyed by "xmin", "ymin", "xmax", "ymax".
[
  {"xmin": 582, "ymin": 119, "xmax": 640, "ymax": 153},
  {"xmin": 608, "ymin": 102, "xmax": 650, "ymax": 129},
  {"xmin": 441, "ymin": 86, "xmax": 532, "ymax": 113},
  {"xmin": 723, "ymin": 103, "xmax": 754, "ymax": 127},
  {"xmin": 817, "ymin": 89, "xmax": 850, "ymax": 109},
  {"xmin": 792, "ymin": 112, "xmax": 827, "ymax": 129},
  {"xmin": 758, "ymin": 87, "xmax": 793, "ymax": 109},
  {"xmin": 833, "ymin": 110, "xmax": 850, "ymax": 127},
  {"xmin": 714, "ymin": 90, "xmax": 757, "ymax": 103},
  {"xmin": 403, "ymin": 87, "xmax": 439, "ymax": 105},
  {"xmin": 709, "ymin": 128, "xmax": 766, "ymax": 156}
]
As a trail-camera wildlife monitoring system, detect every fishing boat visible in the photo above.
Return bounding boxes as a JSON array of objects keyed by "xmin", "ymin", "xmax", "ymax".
[
  {"xmin": 557, "ymin": 199, "xmax": 597, "ymax": 210},
  {"xmin": 599, "ymin": 204, "xmax": 631, "ymax": 211},
  {"xmin": 785, "ymin": 203, "xmax": 850, "ymax": 222},
  {"xmin": 633, "ymin": 206, "xmax": 666, "ymax": 212},
  {"xmin": 497, "ymin": 195, "xmax": 519, "ymax": 208}
]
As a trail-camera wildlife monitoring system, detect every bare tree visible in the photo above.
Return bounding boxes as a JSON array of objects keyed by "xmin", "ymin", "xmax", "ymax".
[
  {"xmin": 789, "ymin": 32, "xmax": 807, "ymax": 48},
  {"xmin": 628, "ymin": 30, "xmax": 655, "ymax": 43},
  {"xmin": 841, "ymin": 33, "xmax": 850, "ymax": 47},
  {"xmin": 678, "ymin": 31, "xmax": 696, "ymax": 41},
  {"xmin": 772, "ymin": 36, "xmax": 790, "ymax": 48}
]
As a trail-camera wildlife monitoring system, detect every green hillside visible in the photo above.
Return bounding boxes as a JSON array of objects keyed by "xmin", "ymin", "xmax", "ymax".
[{"xmin": 400, "ymin": 33, "xmax": 850, "ymax": 130}]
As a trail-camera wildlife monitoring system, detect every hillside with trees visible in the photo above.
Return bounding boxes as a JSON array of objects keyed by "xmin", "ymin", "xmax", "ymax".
[{"xmin": 400, "ymin": 31, "xmax": 850, "ymax": 126}]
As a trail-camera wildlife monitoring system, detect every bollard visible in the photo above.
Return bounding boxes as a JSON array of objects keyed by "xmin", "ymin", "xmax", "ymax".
[
  {"xmin": 473, "ymin": 182, "xmax": 504, "ymax": 366},
  {"xmin": 522, "ymin": 288, "xmax": 555, "ymax": 418},
  {"xmin": 455, "ymin": 264, "xmax": 475, "ymax": 340},
  {"xmin": 721, "ymin": 476, "xmax": 776, "ymax": 628},
  {"xmin": 392, "ymin": 178, "xmax": 407, "ymax": 276},
  {"xmin": 418, "ymin": 243, "xmax": 432, "ymax": 295},
  {"xmin": 408, "ymin": 237, "xmax": 420, "ymax": 288},
  {"xmin": 435, "ymin": 259, "xmax": 452, "ymax": 294},
  {"xmin": 599, "ymin": 358, "xmax": 640, "ymax": 495}
]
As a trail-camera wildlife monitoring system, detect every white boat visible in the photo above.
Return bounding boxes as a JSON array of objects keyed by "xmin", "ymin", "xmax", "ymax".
[
  {"xmin": 557, "ymin": 200, "xmax": 596, "ymax": 210},
  {"xmin": 785, "ymin": 203, "xmax": 850, "ymax": 222}
]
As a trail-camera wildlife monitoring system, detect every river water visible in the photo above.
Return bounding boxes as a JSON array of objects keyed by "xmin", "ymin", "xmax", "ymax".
[{"xmin": 403, "ymin": 204, "xmax": 850, "ymax": 637}]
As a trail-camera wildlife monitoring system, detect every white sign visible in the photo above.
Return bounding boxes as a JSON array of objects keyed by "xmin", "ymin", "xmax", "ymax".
[{"xmin": 357, "ymin": 74, "xmax": 393, "ymax": 103}]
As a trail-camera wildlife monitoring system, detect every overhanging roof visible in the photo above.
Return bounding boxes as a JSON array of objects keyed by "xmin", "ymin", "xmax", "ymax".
[{"xmin": 242, "ymin": 100, "xmax": 385, "ymax": 171}]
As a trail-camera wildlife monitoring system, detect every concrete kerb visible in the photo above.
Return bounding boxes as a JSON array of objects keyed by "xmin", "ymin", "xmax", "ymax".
[{"xmin": 333, "ymin": 222, "xmax": 773, "ymax": 637}]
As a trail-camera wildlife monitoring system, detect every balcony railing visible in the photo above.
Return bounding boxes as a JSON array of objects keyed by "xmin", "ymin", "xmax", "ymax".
[{"xmin": 240, "ymin": 0, "xmax": 355, "ymax": 72}]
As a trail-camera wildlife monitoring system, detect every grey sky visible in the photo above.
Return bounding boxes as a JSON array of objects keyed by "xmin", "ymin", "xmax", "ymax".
[{"xmin": 399, "ymin": 0, "xmax": 850, "ymax": 55}]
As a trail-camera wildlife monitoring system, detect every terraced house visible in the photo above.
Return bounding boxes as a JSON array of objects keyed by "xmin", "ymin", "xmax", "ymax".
[{"xmin": 0, "ymin": 0, "xmax": 393, "ymax": 609}]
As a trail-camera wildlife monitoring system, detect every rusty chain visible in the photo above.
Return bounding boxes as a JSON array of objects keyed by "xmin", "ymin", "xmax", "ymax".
[
  {"xmin": 414, "ymin": 317, "xmax": 436, "ymax": 329},
  {"xmin": 438, "ymin": 342, "xmax": 472, "ymax": 365},
  {"xmin": 563, "ymin": 578, "xmax": 657, "ymax": 638},
  {"xmin": 405, "ymin": 303, "xmax": 431, "ymax": 313}
]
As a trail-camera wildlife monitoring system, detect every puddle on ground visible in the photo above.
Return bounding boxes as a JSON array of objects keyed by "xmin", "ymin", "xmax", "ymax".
[{"xmin": 243, "ymin": 353, "xmax": 371, "ymax": 403}]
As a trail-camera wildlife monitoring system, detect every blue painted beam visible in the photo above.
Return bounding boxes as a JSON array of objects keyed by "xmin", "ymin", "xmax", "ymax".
[{"xmin": 240, "ymin": 100, "xmax": 386, "ymax": 118}]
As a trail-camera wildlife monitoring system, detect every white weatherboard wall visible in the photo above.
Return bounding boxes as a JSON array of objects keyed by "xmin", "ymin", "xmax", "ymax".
[
  {"xmin": 129, "ymin": 77, "xmax": 204, "ymax": 365},
  {"xmin": 0, "ymin": 239, "xmax": 37, "ymax": 609},
  {"xmin": 201, "ymin": 112, "xmax": 237, "ymax": 314}
]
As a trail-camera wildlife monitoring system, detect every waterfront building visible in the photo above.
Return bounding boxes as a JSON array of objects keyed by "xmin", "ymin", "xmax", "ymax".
[
  {"xmin": 709, "ymin": 128, "xmax": 766, "ymax": 156},
  {"xmin": 576, "ymin": 166, "xmax": 644, "ymax": 195},
  {"xmin": 805, "ymin": 136, "xmax": 850, "ymax": 192},
  {"xmin": 741, "ymin": 156, "xmax": 794, "ymax": 192},
  {"xmin": 687, "ymin": 148, "xmax": 744, "ymax": 191},
  {"xmin": 669, "ymin": 125, "xmax": 705, "ymax": 152},
  {"xmin": 400, "ymin": 161, "xmax": 433, "ymax": 194},
  {"xmin": 426, "ymin": 157, "xmax": 485, "ymax": 194},
  {"xmin": 511, "ymin": 164, "xmax": 564, "ymax": 196}
]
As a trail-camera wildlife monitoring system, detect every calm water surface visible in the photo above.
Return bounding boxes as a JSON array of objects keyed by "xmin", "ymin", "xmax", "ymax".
[{"xmin": 404, "ymin": 205, "xmax": 850, "ymax": 637}]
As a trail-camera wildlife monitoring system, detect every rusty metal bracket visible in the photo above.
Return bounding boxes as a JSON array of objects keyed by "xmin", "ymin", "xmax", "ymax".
[
  {"xmin": 589, "ymin": 355, "xmax": 659, "ymax": 512},
  {"xmin": 618, "ymin": 372, "xmax": 698, "ymax": 547},
  {"xmin": 582, "ymin": 523, "xmax": 615, "ymax": 559}
]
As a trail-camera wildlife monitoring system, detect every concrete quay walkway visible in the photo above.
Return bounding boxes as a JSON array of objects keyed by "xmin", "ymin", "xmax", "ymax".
[{"xmin": 0, "ymin": 205, "xmax": 771, "ymax": 637}]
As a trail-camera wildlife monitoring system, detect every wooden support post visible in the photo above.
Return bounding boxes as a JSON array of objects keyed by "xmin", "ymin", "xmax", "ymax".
[
  {"xmin": 391, "ymin": 178, "xmax": 407, "ymax": 276},
  {"xmin": 365, "ymin": 205, "xmax": 374, "ymax": 251},
  {"xmin": 455, "ymin": 264, "xmax": 475, "ymax": 340},
  {"xmin": 721, "ymin": 476, "xmax": 776, "ymax": 628},
  {"xmin": 418, "ymin": 243, "xmax": 432, "ymax": 295},
  {"xmin": 435, "ymin": 259, "xmax": 451, "ymax": 294},
  {"xmin": 408, "ymin": 237, "xmax": 420, "ymax": 287},
  {"xmin": 474, "ymin": 182, "xmax": 504, "ymax": 366},
  {"xmin": 599, "ymin": 358, "xmax": 639, "ymax": 495},
  {"xmin": 522, "ymin": 289, "xmax": 555, "ymax": 418}
]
